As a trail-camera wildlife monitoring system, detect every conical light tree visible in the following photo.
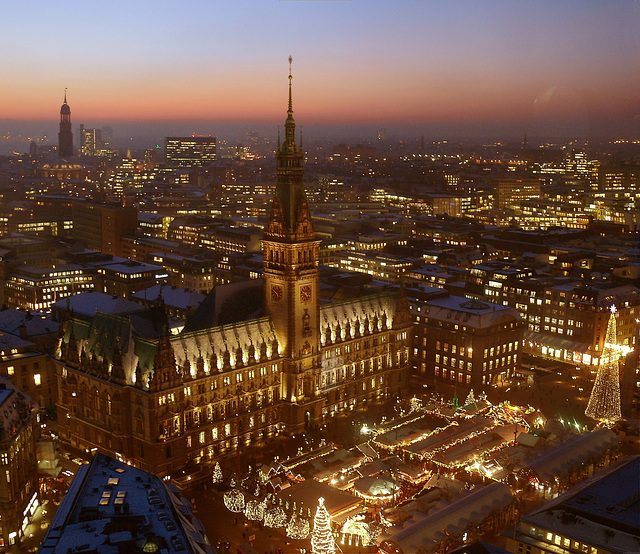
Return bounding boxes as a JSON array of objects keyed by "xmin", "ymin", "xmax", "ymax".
[
  {"xmin": 212, "ymin": 462, "xmax": 223, "ymax": 485},
  {"xmin": 311, "ymin": 497, "xmax": 336, "ymax": 554},
  {"xmin": 585, "ymin": 305, "xmax": 622, "ymax": 423},
  {"xmin": 465, "ymin": 389, "xmax": 476, "ymax": 406}
]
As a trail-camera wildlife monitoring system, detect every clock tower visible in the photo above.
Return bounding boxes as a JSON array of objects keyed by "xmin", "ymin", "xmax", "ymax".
[{"xmin": 264, "ymin": 57, "xmax": 322, "ymax": 432}]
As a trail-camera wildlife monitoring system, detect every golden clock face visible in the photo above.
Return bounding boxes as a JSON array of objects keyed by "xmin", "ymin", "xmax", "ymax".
[
  {"xmin": 300, "ymin": 284, "xmax": 312, "ymax": 302},
  {"xmin": 271, "ymin": 284, "xmax": 283, "ymax": 302}
]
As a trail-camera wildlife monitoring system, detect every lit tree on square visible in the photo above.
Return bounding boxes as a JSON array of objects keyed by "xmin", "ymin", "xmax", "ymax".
[
  {"xmin": 311, "ymin": 497, "xmax": 336, "ymax": 554},
  {"xmin": 465, "ymin": 389, "xmax": 476, "ymax": 406},
  {"xmin": 211, "ymin": 462, "xmax": 223, "ymax": 485},
  {"xmin": 585, "ymin": 305, "xmax": 622, "ymax": 423}
]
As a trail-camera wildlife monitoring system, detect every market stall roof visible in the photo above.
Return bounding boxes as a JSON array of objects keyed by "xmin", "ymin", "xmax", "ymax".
[
  {"xmin": 516, "ymin": 428, "xmax": 618, "ymax": 482},
  {"xmin": 353, "ymin": 476, "xmax": 399, "ymax": 498},
  {"xmin": 275, "ymin": 479, "xmax": 363, "ymax": 522},
  {"xmin": 381, "ymin": 483, "xmax": 513, "ymax": 554}
]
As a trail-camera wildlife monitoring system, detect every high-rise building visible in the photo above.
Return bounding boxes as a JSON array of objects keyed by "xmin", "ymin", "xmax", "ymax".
[
  {"xmin": 80, "ymin": 125, "xmax": 103, "ymax": 156},
  {"xmin": 57, "ymin": 90, "xmax": 74, "ymax": 158},
  {"xmin": 165, "ymin": 135, "xmax": 217, "ymax": 168}
]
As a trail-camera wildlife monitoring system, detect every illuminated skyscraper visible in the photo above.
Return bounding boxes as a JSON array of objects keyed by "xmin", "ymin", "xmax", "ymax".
[
  {"xmin": 165, "ymin": 135, "xmax": 217, "ymax": 168},
  {"xmin": 80, "ymin": 126, "xmax": 103, "ymax": 156},
  {"xmin": 58, "ymin": 90, "xmax": 74, "ymax": 158}
]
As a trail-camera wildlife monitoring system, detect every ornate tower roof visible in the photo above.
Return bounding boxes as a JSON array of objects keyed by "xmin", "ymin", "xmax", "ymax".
[
  {"xmin": 60, "ymin": 89, "xmax": 71, "ymax": 115},
  {"xmin": 266, "ymin": 56, "xmax": 314, "ymax": 242}
]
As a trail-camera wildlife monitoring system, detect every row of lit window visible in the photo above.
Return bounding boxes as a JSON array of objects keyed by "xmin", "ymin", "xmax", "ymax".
[{"xmin": 434, "ymin": 367, "xmax": 471, "ymax": 384}]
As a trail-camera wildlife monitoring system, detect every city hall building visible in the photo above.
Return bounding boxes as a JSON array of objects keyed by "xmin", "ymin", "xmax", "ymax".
[{"xmin": 54, "ymin": 66, "xmax": 413, "ymax": 477}]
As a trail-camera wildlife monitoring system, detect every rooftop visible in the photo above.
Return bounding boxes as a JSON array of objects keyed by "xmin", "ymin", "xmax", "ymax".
[{"xmin": 40, "ymin": 452, "xmax": 215, "ymax": 554}]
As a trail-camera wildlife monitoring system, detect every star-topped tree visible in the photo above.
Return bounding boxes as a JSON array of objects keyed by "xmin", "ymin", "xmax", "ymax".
[
  {"xmin": 585, "ymin": 305, "xmax": 622, "ymax": 423},
  {"xmin": 465, "ymin": 389, "xmax": 476, "ymax": 406},
  {"xmin": 311, "ymin": 497, "xmax": 336, "ymax": 554}
]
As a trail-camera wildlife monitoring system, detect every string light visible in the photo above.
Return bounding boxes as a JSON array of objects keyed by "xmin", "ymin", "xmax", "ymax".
[
  {"xmin": 244, "ymin": 499, "xmax": 266, "ymax": 521},
  {"xmin": 286, "ymin": 513, "xmax": 310, "ymax": 540},
  {"xmin": 211, "ymin": 462, "xmax": 223, "ymax": 485},
  {"xmin": 223, "ymin": 489, "xmax": 245, "ymax": 513},
  {"xmin": 264, "ymin": 506, "xmax": 287, "ymax": 528},
  {"xmin": 585, "ymin": 306, "xmax": 622, "ymax": 423},
  {"xmin": 311, "ymin": 497, "xmax": 336, "ymax": 554},
  {"xmin": 341, "ymin": 516, "xmax": 371, "ymax": 546}
]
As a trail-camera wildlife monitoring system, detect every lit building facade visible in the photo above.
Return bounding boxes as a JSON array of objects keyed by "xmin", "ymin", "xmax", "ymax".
[
  {"xmin": 410, "ymin": 290, "xmax": 524, "ymax": 388},
  {"xmin": 165, "ymin": 135, "xmax": 217, "ymax": 168},
  {"xmin": 494, "ymin": 178, "xmax": 541, "ymax": 209},
  {"xmin": 0, "ymin": 332, "xmax": 53, "ymax": 409},
  {"xmin": 3, "ymin": 265, "xmax": 93, "ymax": 312},
  {"xmin": 80, "ymin": 126, "xmax": 103, "ymax": 156},
  {"xmin": 53, "ymin": 62, "xmax": 413, "ymax": 476},
  {"xmin": 0, "ymin": 377, "xmax": 39, "ymax": 550}
]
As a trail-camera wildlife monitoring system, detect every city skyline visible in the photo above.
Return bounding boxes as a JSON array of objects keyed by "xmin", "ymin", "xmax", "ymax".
[{"xmin": 1, "ymin": 1, "xmax": 639, "ymax": 140}]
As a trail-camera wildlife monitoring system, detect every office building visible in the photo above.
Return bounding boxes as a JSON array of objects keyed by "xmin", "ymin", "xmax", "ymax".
[
  {"xmin": 165, "ymin": 135, "xmax": 217, "ymax": 168},
  {"xmin": 72, "ymin": 202, "xmax": 138, "ymax": 257}
]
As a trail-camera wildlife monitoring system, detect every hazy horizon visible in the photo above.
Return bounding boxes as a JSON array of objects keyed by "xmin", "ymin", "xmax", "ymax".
[{"xmin": 1, "ymin": 0, "xmax": 638, "ymax": 148}]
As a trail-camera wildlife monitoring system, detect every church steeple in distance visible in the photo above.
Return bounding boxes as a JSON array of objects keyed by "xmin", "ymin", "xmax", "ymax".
[{"xmin": 58, "ymin": 88, "xmax": 74, "ymax": 158}]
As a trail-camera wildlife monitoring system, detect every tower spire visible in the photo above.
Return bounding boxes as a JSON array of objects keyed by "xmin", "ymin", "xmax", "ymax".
[
  {"xmin": 288, "ymin": 55, "xmax": 293, "ymax": 114},
  {"xmin": 64, "ymin": 87, "xmax": 68, "ymax": 104}
]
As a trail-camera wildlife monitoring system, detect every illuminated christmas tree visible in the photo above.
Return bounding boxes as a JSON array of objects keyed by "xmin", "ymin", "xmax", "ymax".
[
  {"xmin": 211, "ymin": 462, "xmax": 223, "ymax": 485},
  {"xmin": 465, "ymin": 389, "xmax": 476, "ymax": 406},
  {"xmin": 585, "ymin": 305, "xmax": 622, "ymax": 423},
  {"xmin": 311, "ymin": 497, "xmax": 336, "ymax": 554}
]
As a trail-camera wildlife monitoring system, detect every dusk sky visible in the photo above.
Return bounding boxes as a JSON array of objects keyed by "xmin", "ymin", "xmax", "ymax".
[{"xmin": 2, "ymin": 1, "xmax": 639, "ymax": 139}]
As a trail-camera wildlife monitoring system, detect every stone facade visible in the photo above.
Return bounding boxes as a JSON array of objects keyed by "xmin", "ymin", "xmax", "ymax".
[{"xmin": 54, "ymin": 66, "xmax": 412, "ymax": 476}]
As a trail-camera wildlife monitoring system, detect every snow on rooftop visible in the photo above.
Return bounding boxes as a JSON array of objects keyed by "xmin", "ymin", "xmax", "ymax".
[
  {"xmin": 41, "ymin": 452, "xmax": 215, "ymax": 554},
  {"xmin": 53, "ymin": 291, "xmax": 146, "ymax": 317}
]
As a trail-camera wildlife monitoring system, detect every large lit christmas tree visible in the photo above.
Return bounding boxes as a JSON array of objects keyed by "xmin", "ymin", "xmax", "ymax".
[
  {"xmin": 311, "ymin": 497, "xmax": 336, "ymax": 554},
  {"xmin": 585, "ymin": 305, "xmax": 622, "ymax": 423}
]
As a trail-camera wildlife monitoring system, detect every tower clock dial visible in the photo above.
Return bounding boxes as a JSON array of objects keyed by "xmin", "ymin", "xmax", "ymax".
[
  {"xmin": 300, "ymin": 285, "xmax": 312, "ymax": 302},
  {"xmin": 271, "ymin": 284, "xmax": 283, "ymax": 302}
]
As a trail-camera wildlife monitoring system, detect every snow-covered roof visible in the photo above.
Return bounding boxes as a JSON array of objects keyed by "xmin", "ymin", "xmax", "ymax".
[
  {"xmin": 517, "ymin": 428, "xmax": 618, "ymax": 482},
  {"xmin": 520, "ymin": 455, "xmax": 640, "ymax": 554},
  {"xmin": 53, "ymin": 291, "xmax": 146, "ymax": 318},
  {"xmin": 0, "ymin": 309, "xmax": 59, "ymax": 337},
  {"xmin": 385, "ymin": 483, "xmax": 513, "ymax": 553},
  {"xmin": 411, "ymin": 295, "xmax": 521, "ymax": 329},
  {"xmin": 40, "ymin": 452, "xmax": 215, "ymax": 554},
  {"xmin": 172, "ymin": 317, "xmax": 280, "ymax": 376},
  {"xmin": 132, "ymin": 285, "xmax": 206, "ymax": 310}
]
